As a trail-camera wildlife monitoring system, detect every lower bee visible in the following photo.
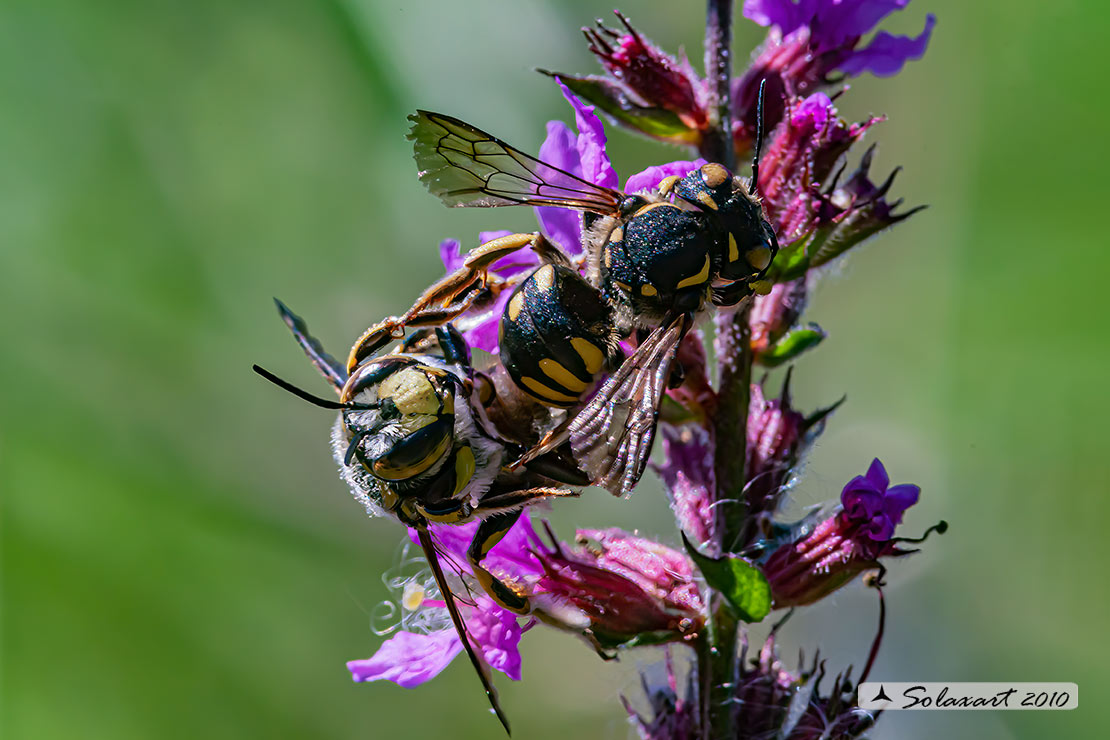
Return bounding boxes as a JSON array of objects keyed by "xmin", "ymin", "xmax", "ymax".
[
  {"xmin": 348, "ymin": 83, "xmax": 777, "ymax": 497},
  {"xmin": 254, "ymin": 300, "xmax": 588, "ymax": 734}
]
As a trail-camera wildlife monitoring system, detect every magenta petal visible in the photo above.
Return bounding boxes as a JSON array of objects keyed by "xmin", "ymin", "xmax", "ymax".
[
  {"xmin": 865, "ymin": 515, "xmax": 896, "ymax": 542},
  {"xmin": 468, "ymin": 602, "xmax": 524, "ymax": 681},
  {"xmin": 555, "ymin": 78, "xmax": 618, "ymax": 189},
  {"xmin": 842, "ymin": 483, "xmax": 883, "ymax": 520},
  {"xmin": 883, "ymin": 484, "xmax": 921, "ymax": 523},
  {"xmin": 624, "ymin": 159, "xmax": 706, "ymax": 195},
  {"xmin": 439, "ymin": 238, "xmax": 465, "ymax": 273},
  {"xmin": 865, "ymin": 458, "xmax": 890, "ymax": 491},
  {"xmin": 838, "ymin": 14, "xmax": 936, "ymax": 77},
  {"xmin": 347, "ymin": 630, "xmax": 462, "ymax": 688},
  {"xmin": 742, "ymin": 0, "xmax": 812, "ymax": 34},
  {"xmin": 791, "ymin": 93, "xmax": 834, "ymax": 130},
  {"xmin": 535, "ymin": 121, "xmax": 586, "ymax": 253}
]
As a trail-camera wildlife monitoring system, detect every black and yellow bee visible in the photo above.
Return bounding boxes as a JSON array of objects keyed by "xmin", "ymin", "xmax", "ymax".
[
  {"xmin": 255, "ymin": 300, "xmax": 588, "ymax": 734},
  {"xmin": 348, "ymin": 95, "xmax": 777, "ymax": 497}
]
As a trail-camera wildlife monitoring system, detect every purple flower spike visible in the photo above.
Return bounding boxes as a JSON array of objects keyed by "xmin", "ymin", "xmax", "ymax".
[
  {"xmin": 554, "ymin": 78, "xmax": 618, "ymax": 190},
  {"xmin": 841, "ymin": 458, "xmax": 921, "ymax": 541},
  {"xmin": 732, "ymin": 0, "xmax": 934, "ymax": 153},
  {"xmin": 624, "ymin": 159, "xmax": 706, "ymax": 195}
]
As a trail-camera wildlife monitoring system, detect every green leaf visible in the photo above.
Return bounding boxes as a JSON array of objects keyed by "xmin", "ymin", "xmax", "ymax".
[
  {"xmin": 682, "ymin": 534, "xmax": 771, "ymax": 622},
  {"xmin": 756, "ymin": 324, "xmax": 826, "ymax": 367},
  {"xmin": 541, "ymin": 72, "xmax": 700, "ymax": 143},
  {"xmin": 767, "ymin": 233, "xmax": 812, "ymax": 283}
]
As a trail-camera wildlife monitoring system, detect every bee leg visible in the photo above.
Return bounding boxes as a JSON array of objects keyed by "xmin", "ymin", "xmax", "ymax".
[
  {"xmin": 711, "ymin": 279, "xmax": 755, "ymax": 307},
  {"xmin": 434, "ymin": 325, "xmax": 472, "ymax": 368},
  {"xmin": 467, "ymin": 510, "xmax": 531, "ymax": 614},
  {"xmin": 520, "ymin": 449, "xmax": 591, "ymax": 487},
  {"xmin": 347, "ymin": 233, "xmax": 550, "ymax": 373}
]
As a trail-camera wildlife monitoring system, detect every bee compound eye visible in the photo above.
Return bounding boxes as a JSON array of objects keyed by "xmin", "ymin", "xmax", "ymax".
[{"xmin": 368, "ymin": 417, "xmax": 454, "ymax": 481}]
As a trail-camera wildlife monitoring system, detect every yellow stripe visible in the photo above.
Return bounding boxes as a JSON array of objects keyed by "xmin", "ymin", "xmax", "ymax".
[
  {"xmin": 728, "ymin": 232, "xmax": 739, "ymax": 262},
  {"xmin": 697, "ymin": 191, "xmax": 719, "ymax": 210},
  {"xmin": 452, "ymin": 445, "xmax": 476, "ymax": 496},
  {"xmin": 532, "ymin": 264, "xmax": 555, "ymax": 291},
  {"xmin": 539, "ymin": 358, "xmax": 588, "ymax": 392},
  {"xmin": 632, "ymin": 201, "xmax": 677, "ymax": 218},
  {"xmin": 641, "ymin": 283, "xmax": 658, "ymax": 297},
  {"xmin": 507, "ymin": 291, "xmax": 524, "ymax": 321},
  {"xmin": 571, "ymin": 338, "xmax": 605, "ymax": 375},
  {"xmin": 675, "ymin": 255, "xmax": 711, "ymax": 290},
  {"xmin": 520, "ymin": 376, "xmax": 579, "ymax": 405}
]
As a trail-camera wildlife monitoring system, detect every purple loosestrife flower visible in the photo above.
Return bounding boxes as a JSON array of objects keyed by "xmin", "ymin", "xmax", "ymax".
[
  {"xmin": 756, "ymin": 93, "xmax": 924, "ymax": 282},
  {"xmin": 438, "ymin": 82, "xmax": 704, "ymax": 354},
  {"xmin": 346, "ymin": 518, "xmax": 531, "ymax": 687},
  {"xmin": 762, "ymin": 458, "xmax": 921, "ymax": 608},
  {"xmin": 732, "ymin": 0, "xmax": 935, "ymax": 152}
]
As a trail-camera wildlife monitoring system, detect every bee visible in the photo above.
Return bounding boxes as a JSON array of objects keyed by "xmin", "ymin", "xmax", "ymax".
[
  {"xmin": 348, "ymin": 84, "xmax": 776, "ymax": 497},
  {"xmin": 254, "ymin": 300, "xmax": 588, "ymax": 734}
]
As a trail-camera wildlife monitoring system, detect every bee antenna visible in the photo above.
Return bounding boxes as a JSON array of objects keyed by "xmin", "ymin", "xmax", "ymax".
[
  {"xmin": 253, "ymin": 365, "xmax": 379, "ymax": 411},
  {"xmin": 750, "ymin": 78, "xmax": 767, "ymax": 196}
]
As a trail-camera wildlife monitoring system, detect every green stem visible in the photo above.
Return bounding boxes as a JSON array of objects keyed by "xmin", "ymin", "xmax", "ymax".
[{"xmin": 697, "ymin": 2, "xmax": 748, "ymax": 739}]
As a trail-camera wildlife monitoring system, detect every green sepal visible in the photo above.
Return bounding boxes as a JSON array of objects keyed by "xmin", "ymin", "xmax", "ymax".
[
  {"xmin": 756, "ymin": 324, "xmax": 826, "ymax": 367},
  {"xmin": 682, "ymin": 533, "xmax": 771, "ymax": 623},
  {"xmin": 767, "ymin": 233, "xmax": 813, "ymax": 283},
  {"xmin": 540, "ymin": 71, "xmax": 700, "ymax": 144}
]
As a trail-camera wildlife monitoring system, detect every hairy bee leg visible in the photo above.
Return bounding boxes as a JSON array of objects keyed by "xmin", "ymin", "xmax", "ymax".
[
  {"xmin": 346, "ymin": 233, "xmax": 551, "ymax": 373},
  {"xmin": 468, "ymin": 510, "xmax": 530, "ymax": 614}
]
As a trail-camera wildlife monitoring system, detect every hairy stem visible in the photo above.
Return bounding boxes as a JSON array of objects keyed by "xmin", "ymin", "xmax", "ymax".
[
  {"xmin": 701, "ymin": 0, "xmax": 734, "ymax": 165},
  {"xmin": 698, "ymin": 2, "xmax": 747, "ymax": 739}
]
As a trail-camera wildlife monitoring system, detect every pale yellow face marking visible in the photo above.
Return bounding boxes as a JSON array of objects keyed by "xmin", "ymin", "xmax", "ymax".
[
  {"xmin": 640, "ymin": 283, "xmax": 658, "ymax": 297},
  {"xmin": 697, "ymin": 191, "xmax": 719, "ymax": 211},
  {"xmin": 701, "ymin": 163, "xmax": 730, "ymax": 188},
  {"xmin": 539, "ymin": 358, "xmax": 588, "ymax": 392},
  {"xmin": 750, "ymin": 279, "xmax": 773, "ymax": 295},
  {"xmin": 571, "ymin": 338, "xmax": 605, "ymax": 375},
  {"xmin": 521, "ymin": 376, "xmax": 579, "ymax": 405},
  {"xmin": 533, "ymin": 264, "xmax": 556, "ymax": 291},
  {"xmin": 507, "ymin": 291, "xmax": 525, "ymax": 321},
  {"xmin": 657, "ymin": 175, "xmax": 681, "ymax": 196},
  {"xmin": 603, "ymin": 248, "xmax": 612, "ymax": 268},
  {"xmin": 675, "ymin": 255, "xmax": 712, "ymax": 290},
  {"xmin": 379, "ymin": 367, "xmax": 441, "ymax": 416},
  {"xmin": 632, "ymin": 201, "xmax": 676, "ymax": 218},
  {"xmin": 746, "ymin": 245, "xmax": 772, "ymax": 271},
  {"xmin": 728, "ymin": 233, "xmax": 739, "ymax": 262},
  {"xmin": 452, "ymin": 445, "xmax": 476, "ymax": 496},
  {"xmin": 610, "ymin": 225, "xmax": 624, "ymax": 242}
]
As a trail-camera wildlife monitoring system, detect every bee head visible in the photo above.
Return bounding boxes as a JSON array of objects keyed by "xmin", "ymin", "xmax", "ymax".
[{"xmin": 341, "ymin": 362, "xmax": 456, "ymax": 482}]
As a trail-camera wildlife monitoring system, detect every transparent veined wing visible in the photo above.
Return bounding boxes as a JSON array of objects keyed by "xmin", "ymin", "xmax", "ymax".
[{"xmin": 409, "ymin": 111, "xmax": 623, "ymax": 214}]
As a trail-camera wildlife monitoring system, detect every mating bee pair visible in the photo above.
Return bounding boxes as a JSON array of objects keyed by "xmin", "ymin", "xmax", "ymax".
[{"xmin": 255, "ymin": 88, "xmax": 777, "ymax": 734}]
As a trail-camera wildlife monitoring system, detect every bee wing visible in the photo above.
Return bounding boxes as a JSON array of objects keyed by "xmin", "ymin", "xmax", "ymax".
[
  {"xmin": 409, "ymin": 110, "xmax": 623, "ymax": 214},
  {"xmin": 569, "ymin": 313, "xmax": 692, "ymax": 497},
  {"xmin": 274, "ymin": 299, "xmax": 346, "ymax": 390}
]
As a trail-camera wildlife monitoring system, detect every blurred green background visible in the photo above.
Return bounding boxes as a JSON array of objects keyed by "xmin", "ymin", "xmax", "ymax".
[{"xmin": 2, "ymin": 0, "xmax": 1106, "ymax": 738}]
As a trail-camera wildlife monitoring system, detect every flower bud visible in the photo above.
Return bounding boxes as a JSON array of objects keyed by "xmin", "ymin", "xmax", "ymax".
[{"xmin": 532, "ymin": 527, "xmax": 703, "ymax": 648}]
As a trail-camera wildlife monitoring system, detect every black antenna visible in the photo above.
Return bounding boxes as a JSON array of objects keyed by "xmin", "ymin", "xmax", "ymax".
[
  {"xmin": 253, "ymin": 365, "xmax": 379, "ymax": 411},
  {"xmin": 750, "ymin": 78, "xmax": 767, "ymax": 196}
]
